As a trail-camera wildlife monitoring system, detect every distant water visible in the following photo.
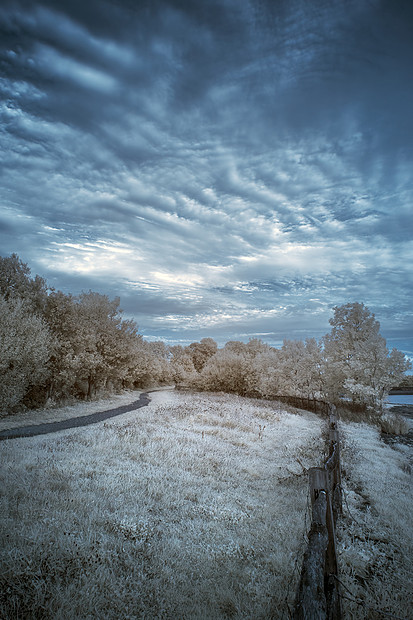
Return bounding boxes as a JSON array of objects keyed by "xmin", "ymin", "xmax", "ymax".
[
  {"xmin": 384, "ymin": 395, "xmax": 413, "ymax": 448},
  {"xmin": 387, "ymin": 394, "xmax": 413, "ymax": 406}
]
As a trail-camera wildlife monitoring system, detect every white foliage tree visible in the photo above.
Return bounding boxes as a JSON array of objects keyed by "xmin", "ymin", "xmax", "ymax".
[
  {"xmin": 322, "ymin": 302, "xmax": 411, "ymax": 408},
  {"xmin": 169, "ymin": 345, "xmax": 197, "ymax": 385},
  {"xmin": 252, "ymin": 347, "xmax": 281, "ymax": 398},
  {"xmin": 0, "ymin": 295, "xmax": 51, "ymax": 412},
  {"xmin": 188, "ymin": 338, "xmax": 218, "ymax": 372},
  {"xmin": 195, "ymin": 347, "xmax": 250, "ymax": 394},
  {"xmin": 45, "ymin": 290, "xmax": 144, "ymax": 399},
  {"xmin": 253, "ymin": 338, "xmax": 323, "ymax": 402},
  {"xmin": 195, "ymin": 339, "xmax": 268, "ymax": 395},
  {"xmin": 0, "ymin": 253, "xmax": 48, "ymax": 313},
  {"xmin": 277, "ymin": 338, "xmax": 324, "ymax": 400}
]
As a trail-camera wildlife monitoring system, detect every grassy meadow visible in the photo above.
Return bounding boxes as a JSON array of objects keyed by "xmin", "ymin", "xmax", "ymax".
[
  {"xmin": 0, "ymin": 389, "xmax": 412, "ymax": 619},
  {"xmin": 337, "ymin": 420, "xmax": 413, "ymax": 619}
]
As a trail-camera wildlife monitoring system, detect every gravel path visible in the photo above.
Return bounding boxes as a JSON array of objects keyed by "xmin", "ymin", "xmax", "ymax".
[{"xmin": 0, "ymin": 392, "xmax": 151, "ymax": 440}]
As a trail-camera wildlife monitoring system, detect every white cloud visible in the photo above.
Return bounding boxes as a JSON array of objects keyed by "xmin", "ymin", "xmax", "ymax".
[{"xmin": 35, "ymin": 44, "xmax": 118, "ymax": 93}]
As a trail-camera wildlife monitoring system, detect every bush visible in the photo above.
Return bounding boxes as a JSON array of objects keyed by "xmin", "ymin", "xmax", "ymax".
[{"xmin": 379, "ymin": 412, "xmax": 409, "ymax": 435}]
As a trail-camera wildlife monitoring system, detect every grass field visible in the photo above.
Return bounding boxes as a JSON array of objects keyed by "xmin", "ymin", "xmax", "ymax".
[
  {"xmin": 0, "ymin": 389, "xmax": 412, "ymax": 619},
  {"xmin": 0, "ymin": 390, "xmax": 324, "ymax": 619}
]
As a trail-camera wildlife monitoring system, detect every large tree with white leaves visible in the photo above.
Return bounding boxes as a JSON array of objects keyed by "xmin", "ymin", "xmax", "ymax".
[
  {"xmin": 322, "ymin": 302, "xmax": 411, "ymax": 408},
  {"xmin": 0, "ymin": 253, "xmax": 48, "ymax": 313},
  {"xmin": 0, "ymin": 295, "xmax": 51, "ymax": 411}
]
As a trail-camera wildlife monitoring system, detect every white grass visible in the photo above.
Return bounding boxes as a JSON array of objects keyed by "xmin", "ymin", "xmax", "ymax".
[
  {"xmin": 337, "ymin": 420, "xmax": 413, "ymax": 619},
  {"xmin": 3, "ymin": 390, "xmax": 410, "ymax": 618},
  {"xmin": 0, "ymin": 390, "xmax": 324, "ymax": 619}
]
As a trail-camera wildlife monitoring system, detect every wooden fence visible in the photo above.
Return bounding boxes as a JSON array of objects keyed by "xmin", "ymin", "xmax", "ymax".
[
  {"xmin": 272, "ymin": 395, "xmax": 331, "ymax": 415},
  {"xmin": 293, "ymin": 404, "xmax": 342, "ymax": 619}
]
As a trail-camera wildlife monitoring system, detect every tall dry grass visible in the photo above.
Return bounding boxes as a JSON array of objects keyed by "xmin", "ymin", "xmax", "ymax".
[{"xmin": 0, "ymin": 390, "xmax": 324, "ymax": 619}]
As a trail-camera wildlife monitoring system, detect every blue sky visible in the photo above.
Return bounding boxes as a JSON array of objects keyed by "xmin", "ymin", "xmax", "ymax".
[{"xmin": 0, "ymin": 0, "xmax": 412, "ymax": 358}]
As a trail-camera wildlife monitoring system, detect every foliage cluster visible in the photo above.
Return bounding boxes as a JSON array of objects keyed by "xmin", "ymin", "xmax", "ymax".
[
  {"xmin": 182, "ymin": 307, "xmax": 410, "ymax": 412},
  {"xmin": 0, "ymin": 254, "xmax": 170, "ymax": 412}
]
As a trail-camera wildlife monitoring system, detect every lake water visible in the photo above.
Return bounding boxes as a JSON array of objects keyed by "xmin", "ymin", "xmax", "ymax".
[
  {"xmin": 386, "ymin": 394, "xmax": 413, "ymax": 406},
  {"xmin": 384, "ymin": 394, "xmax": 413, "ymax": 448}
]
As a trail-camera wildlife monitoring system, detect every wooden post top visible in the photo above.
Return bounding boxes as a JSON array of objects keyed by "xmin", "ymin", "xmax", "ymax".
[
  {"xmin": 309, "ymin": 467, "xmax": 328, "ymax": 503},
  {"xmin": 329, "ymin": 429, "xmax": 339, "ymax": 443}
]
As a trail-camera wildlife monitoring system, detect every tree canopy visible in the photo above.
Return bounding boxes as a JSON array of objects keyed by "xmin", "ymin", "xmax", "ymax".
[{"xmin": 0, "ymin": 254, "xmax": 172, "ymax": 412}]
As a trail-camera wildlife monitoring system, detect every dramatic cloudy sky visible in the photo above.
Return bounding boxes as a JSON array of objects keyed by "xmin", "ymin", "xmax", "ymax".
[{"xmin": 1, "ymin": 0, "xmax": 412, "ymax": 355}]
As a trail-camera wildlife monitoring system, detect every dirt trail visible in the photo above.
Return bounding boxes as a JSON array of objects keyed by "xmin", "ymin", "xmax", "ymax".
[{"xmin": 0, "ymin": 392, "xmax": 151, "ymax": 441}]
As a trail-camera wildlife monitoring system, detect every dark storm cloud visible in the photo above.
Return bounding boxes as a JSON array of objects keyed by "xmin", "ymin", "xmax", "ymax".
[{"xmin": 0, "ymin": 0, "xmax": 412, "ymax": 354}]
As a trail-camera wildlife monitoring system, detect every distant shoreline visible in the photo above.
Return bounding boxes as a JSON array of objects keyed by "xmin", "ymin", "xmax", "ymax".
[{"xmin": 389, "ymin": 390, "xmax": 413, "ymax": 395}]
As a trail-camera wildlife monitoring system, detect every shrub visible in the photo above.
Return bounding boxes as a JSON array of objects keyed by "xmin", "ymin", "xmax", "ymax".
[{"xmin": 379, "ymin": 412, "xmax": 409, "ymax": 435}]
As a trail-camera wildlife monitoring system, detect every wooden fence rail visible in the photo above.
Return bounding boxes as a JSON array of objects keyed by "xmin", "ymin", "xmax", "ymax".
[
  {"xmin": 273, "ymin": 395, "xmax": 331, "ymax": 415},
  {"xmin": 293, "ymin": 404, "xmax": 342, "ymax": 619}
]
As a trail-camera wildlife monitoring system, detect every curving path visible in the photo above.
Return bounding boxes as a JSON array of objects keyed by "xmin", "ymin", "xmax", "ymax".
[{"xmin": 0, "ymin": 392, "xmax": 151, "ymax": 441}]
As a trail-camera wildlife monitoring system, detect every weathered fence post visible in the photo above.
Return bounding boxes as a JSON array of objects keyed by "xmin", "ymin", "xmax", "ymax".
[
  {"xmin": 328, "ymin": 429, "xmax": 342, "ymax": 518},
  {"xmin": 293, "ymin": 404, "xmax": 342, "ymax": 619},
  {"xmin": 293, "ymin": 468, "xmax": 329, "ymax": 619},
  {"xmin": 329, "ymin": 406, "xmax": 338, "ymax": 430},
  {"xmin": 324, "ymin": 485, "xmax": 341, "ymax": 620}
]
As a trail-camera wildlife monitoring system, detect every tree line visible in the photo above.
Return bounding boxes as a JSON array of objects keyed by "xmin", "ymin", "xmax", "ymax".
[
  {"xmin": 177, "ymin": 311, "xmax": 410, "ymax": 410},
  {"xmin": 0, "ymin": 254, "xmax": 410, "ymax": 414}
]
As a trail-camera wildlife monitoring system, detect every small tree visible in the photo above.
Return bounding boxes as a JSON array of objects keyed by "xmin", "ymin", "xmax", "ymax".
[
  {"xmin": 276, "ymin": 338, "xmax": 324, "ymax": 400},
  {"xmin": 195, "ymin": 347, "xmax": 250, "ymax": 394},
  {"xmin": 195, "ymin": 339, "xmax": 268, "ymax": 396},
  {"xmin": 169, "ymin": 345, "xmax": 197, "ymax": 385},
  {"xmin": 253, "ymin": 347, "xmax": 281, "ymax": 398},
  {"xmin": 131, "ymin": 340, "xmax": 171, "ymax": 388},
  {"xmin": 188, "ymin": 338, "xmax": 218, "ymax": 372}
]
